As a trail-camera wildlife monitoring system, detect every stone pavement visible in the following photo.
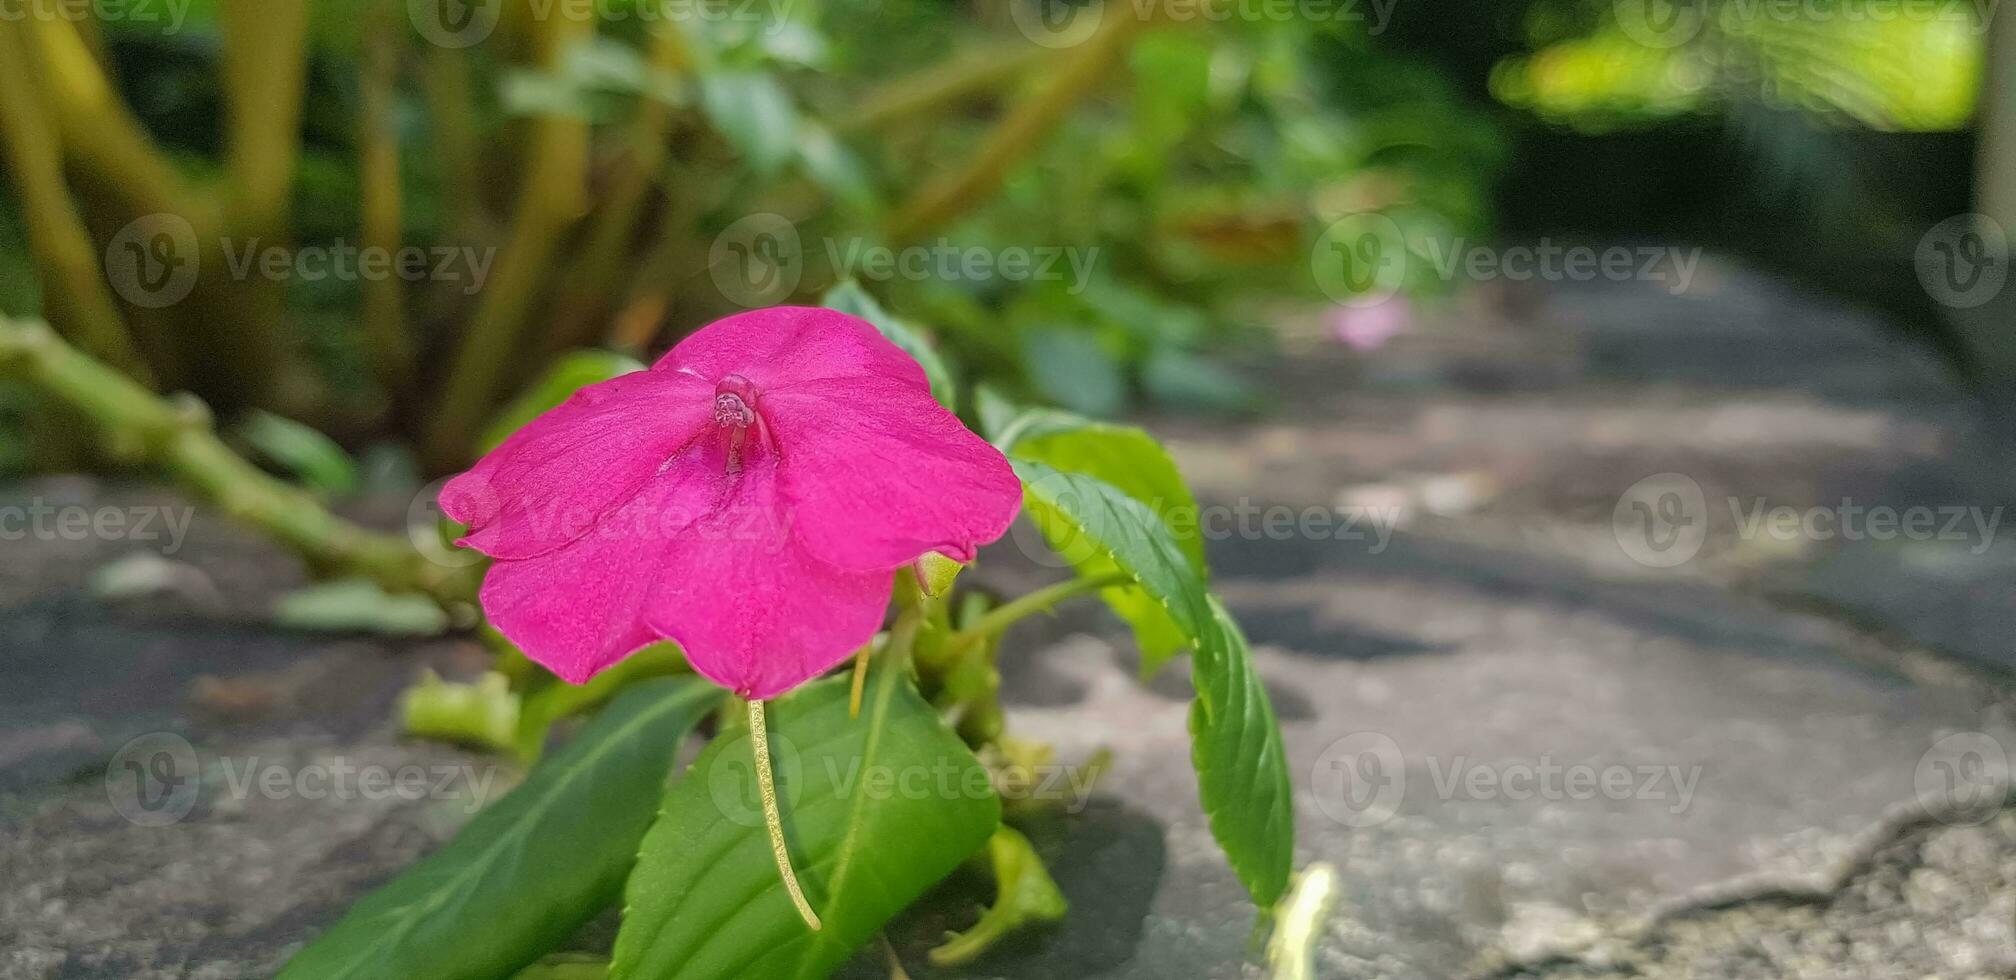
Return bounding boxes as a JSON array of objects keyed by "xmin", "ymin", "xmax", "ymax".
[{"xmin": 4, "ymin": 257, "xmax": 2015, "ymax": 978}]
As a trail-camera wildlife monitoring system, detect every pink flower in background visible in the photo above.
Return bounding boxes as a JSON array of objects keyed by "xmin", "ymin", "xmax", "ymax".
[
  {"xmin": 1329, "ymin": 296, "xmax": 1411, "ymax": 351},
  {"xmin": 441, "ymin": 307, "xmax": 1022, "ymax": 699}
]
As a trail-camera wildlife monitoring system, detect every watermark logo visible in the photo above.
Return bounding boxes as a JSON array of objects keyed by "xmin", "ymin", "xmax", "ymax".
[
  {"xmin": 1011, "ymin": 0, "xmax": 1106, "ymax": 47},
  {"xmin": 407, "ymin": 477, "xmax": 489, "ymax": 569},
  {"xmin": 1312, "ymin": 212, "xmax": 1407, "ymax": 307},
  {"xmin": 410, "ymin": 0, "xmax": 501, "ymax": 48},
  {"xmin": 1612, "ymin": 474, "xmax": 2005, "ymax": 568},
  {"xmin": 710, "ymin": 212, "xmax": 803, "ymax": 309},
  {"xmin": 105, "ymin": 213, "xmax": 494, "ymax": 307},
  {"xmin": 824, "ymin": 238, "xmax": 1101, "ymax": 294},
  {"xmin": 1913, "ymin": 731, "xmax": 2010, "ymax": 826},
  {"xmin": 106, "ymin": 732, "xmax": 200, "ymax": 826},
  {"xmin": 1311, "ymin": 731, "xmax": 1704, "ymax": 827},
  {"xmin": 706, "ymin": 728, "xmax": 806, "ymax": 828},
  {"xmin": 0, "ymin": 499, "xmax": 196, "ymax": 554},
  {"xmin": 106, "ymin": 733, "xmax": 506, "ymax": 825},
  {"xmin": 0, "ymin": 0, "xmax": 195, "ymax": 34},
  {"xmin": 105, "ymin": 213, "xmax": 199, "ymax": 309},
  {"xmin": 1613, "ymin": 472, "xmax": 1708, "ymax": 568},
  {"xmin": 1915, "ymin": 213, "xmax": 2007, "ymax": 310},
  {"xmin": 1614, "ymin": 0, "xmax": 1708, "ymax": 47},
  {"xmin": 1312, "ymin": 731, "xmax": 1405, "ymax": 828}
]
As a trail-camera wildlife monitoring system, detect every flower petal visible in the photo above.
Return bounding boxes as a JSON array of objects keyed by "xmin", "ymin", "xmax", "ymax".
[
  {"xmin": 764, "ymin": 376, "xmax": 1023, "ymax": 571},
  {"xmin": 642, "ymin": 453, "xmax": 893, "ymax": 699},
  {"xmin": 475, "ymin": 438, "xmax": 751, "ymax": 683},
  {"xmin": 442, "ymin": 369, "xmax": 714, "ymax": 560},
  {"xmin": 653, "ymin": 306, "xmax": 930, "ymax": 394}
]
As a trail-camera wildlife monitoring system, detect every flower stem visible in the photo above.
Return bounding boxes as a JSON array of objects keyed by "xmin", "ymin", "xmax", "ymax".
[
  {"xmin": 949, "ymin": 572, "xmax": 1136, "ymax": 654},
  {"xmin": 0, "ymin": 317, "xmax": 476, "ymax": 605},
  {"xmin": 746, "ymin": 698, "xmax": 822, "ymax": 932},
  {"xmin": 848, "ymin": 647, "xmax": 872, "ymax": 720}
]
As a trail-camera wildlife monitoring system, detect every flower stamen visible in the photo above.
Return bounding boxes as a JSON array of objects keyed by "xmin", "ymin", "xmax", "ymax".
[{"xmin": 713, "ymin": 375, "xmax": 759, "ymax": 475}]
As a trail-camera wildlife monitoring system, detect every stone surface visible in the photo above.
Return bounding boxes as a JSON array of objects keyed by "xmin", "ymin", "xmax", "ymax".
[{"xmin": 4, "ymin": 256, "xmax": 2015, "ymax": 979}]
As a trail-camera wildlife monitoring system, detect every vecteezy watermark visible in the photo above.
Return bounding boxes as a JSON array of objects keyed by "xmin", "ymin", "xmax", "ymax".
[
  {"xmin": 825, "ymin": 238, "xmax": 1101, "ymax": 297},
  {"xmin": 1612, "ymin": 472, "xmax": 2004, "ymax": 568},
  {"xmin": 1310, "ymin": 214, "xmax": 1702, "ymax": 306},
  {"xmin": 707, "ymin": 212, "xmax": 1102, "ymax": 308},
  {"xmin": 105, "ymin": 732, "xmax": 504, "ymax": 825},
  {"xmin": 103, "ymin": 213, "xmax": 495, "ymax": 309},
  {"xmin": 1613, "ymin": 0, "xmax": 1996, "ymax": 49},
  {"xmin": 1010, "ymin": 475, "xmax": 1402, "ymax": 569},
  {"xmin": 1009, "ymin": 0, "xmax": 1399, "ymax": 47},
  {"xmin": 1914, "ymin": 731, "xmax": 2011, "ymax": 826},
  {"xmin": 410, "ymin": 0, "xmax": 799, "ymax": 48},
  {"xmin": 0, "ymin": 0, "xmax": 193, "ymax": 33},
  {"xmin": 0, "ymin": 499, "xmax": 195, "ymax": 554},
  {"xmin": 1311, "ymin": 731, "xmax": 1704, "ymax": 828},
  {"xmin": 704, "ymin": 730, "xmax": 1099, "ymax": 826},
  {"xmin": 1915, "ymin": 213, "xmax": 2008, "ymax": 310},
  {"xmin": 408, "ymin": 473, "xmax": 800, "ymax": 568}
]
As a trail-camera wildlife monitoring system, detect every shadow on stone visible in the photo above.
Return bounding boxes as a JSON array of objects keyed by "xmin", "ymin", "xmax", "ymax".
[{"xmin": 843, "ymin": 799, "xmax": 1169, "ymax": 979}]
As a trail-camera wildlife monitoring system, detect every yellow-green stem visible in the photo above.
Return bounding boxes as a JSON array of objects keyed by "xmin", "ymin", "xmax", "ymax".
[
  {"xmin": 886, "ymin": 0, "xmax": 1162, "ymax": 244},
  {"xmin": 948, "ymin": 572, "xmax": 1135, "ymax": 654},
  {"xmin": 746, "ymin": 698, "xmax": 822, "ymax": 931}
]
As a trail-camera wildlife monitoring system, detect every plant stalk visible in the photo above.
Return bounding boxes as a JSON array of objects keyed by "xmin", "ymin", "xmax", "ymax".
[
  {"xmin": 746, "ymin": 698, "xmax": 823, "ymax": 932},
  {"xmin": 949, "ymin": 571, "xmax": 1136, "ymax": 653},
  {"xmin": 0, "ymin": 318, "xmax": 478, "ymax": 605},
  {"xmin": 0, "ymin": 17, "xmax": 153, "ymax": 385},
  {"xmin": 886, "ymin": 1, "xmax": 1162, "ymax": 244}
]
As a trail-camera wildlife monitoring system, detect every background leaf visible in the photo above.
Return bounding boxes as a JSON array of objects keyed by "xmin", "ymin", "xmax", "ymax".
[
  {"xmin": 278, "ymin": 677, "xmax": 722, "ymax": 980},
  {"xmin": 1018, "ymin": 327, "xmax": 1125, "ymax": 418},
  {"xmin": 698, "ymin": 71, "xmax": 800, "ymax": 177},
  {"xmin": 611, "ymin": 665, "xmax": 998, "ymax": 980},
  {"xmin": 234, "ymin": 410, "xmax": 360, "ymax": 497},
  {"xmin": 1190, "ymin": 596, "xmax": 1295, "ymax": 907}
]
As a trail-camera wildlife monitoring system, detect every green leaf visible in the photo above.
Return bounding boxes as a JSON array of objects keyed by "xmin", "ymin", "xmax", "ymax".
[
  {"xmin": 278, "ymin": 677, "xmax": 723, "ymax": 980},
  {"xmin": 996, "ymin": 408, "xmax": 1206, "ymax": 573},
  {"xmin": 1018, "ymin": 326, "xmax": 1125, "ymax": 417},
  {"xmin": 1014, "ymin": 459, "xmax": 1212, "ymax": 674},
  {"xmin": 514, "ymin": 644, "xmax": 691, "ymax": 762},
  {"xmin": 1142, "ymin": 347, "xmax": 1261, "ymax": 414},
  {"xmin": 610, "ymin": 665, "xmax": 999, "ymax": 980},
  {"xmin": 401, "ymin": 670, "xmax": 522, "ymax": 753},
  {"xmin": 698, "ymin": 71, "xmax": 800, "ymax": 177},
  {"xmin": 1190, "ymin": 596, "xmax": 1295, "ymax": 908},
  {"xmin": 274, "ymin": 579, "xmax": 450, "ymax": 636},
  {"xmin": 818, "ymin": 280, "xmax": 956, "ymax": 409},
  {"xmin": 928, "ymin": 825, "xmax": 1069, "ymax": 967},
  {"xmin": 482, "ymin": 350, "xmax": 646, "ymax": 453},
  {"xmin": 234, "ymin": 410, "xmax": 359, "ymax": 497},
  {"xmin": 796, "ymin": 123, "xmax": 877, "ymax": 214}
]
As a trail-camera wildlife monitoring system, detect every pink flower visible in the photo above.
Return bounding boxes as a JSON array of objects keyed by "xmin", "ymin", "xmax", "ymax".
[
  {"xmin": 440, "ymin": 307, "xmax": 1022, "ymax": 699},
  {"xmin": 1329, "ymin": 296, "xmax": 1410, "ymax": 352}
]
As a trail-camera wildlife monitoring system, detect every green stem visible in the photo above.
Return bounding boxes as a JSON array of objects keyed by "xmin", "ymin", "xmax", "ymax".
[
  {"xmin": 0, "ymin": 318, "xmax": 478, "ymax": 606},
  {"xmin": 746, "ymin": 698, "xmax": 823, "ymax": 932},
  {"xmin": 949, "ymin": 572, "xmax": 1135, "ymax": 653},
  {"xmin": 359, "ymin": 0, "xmax": 416, "ymax": 404},
  {"xmin": 885, "ymin": 0, "xmax": 1162, "ymax": 244},
  {"xmin": 424, "ymin": 10, "xmax": 595, "ymax": 470},
  {"xmin": 0, "ymin": 17, "xmax": 153, "ymax": 386},
  {"xmin": 836, "ymin": 42, "xmax": 1053, "ymax": 136}
]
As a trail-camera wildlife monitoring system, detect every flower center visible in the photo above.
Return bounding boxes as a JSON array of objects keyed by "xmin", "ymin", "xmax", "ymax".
[
  {"xmin": 712, "ymin": 375, "xmax": 759, "ymax": 474},
  {"xmin": 713, "ymin": 392, "xmax": 754, "ymax": 428}
]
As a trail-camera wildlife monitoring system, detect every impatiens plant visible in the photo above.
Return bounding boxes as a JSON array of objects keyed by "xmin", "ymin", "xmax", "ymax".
[{"xmin": 269, "ymin": 292, "xmax": 1297, "ymax": 978}]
